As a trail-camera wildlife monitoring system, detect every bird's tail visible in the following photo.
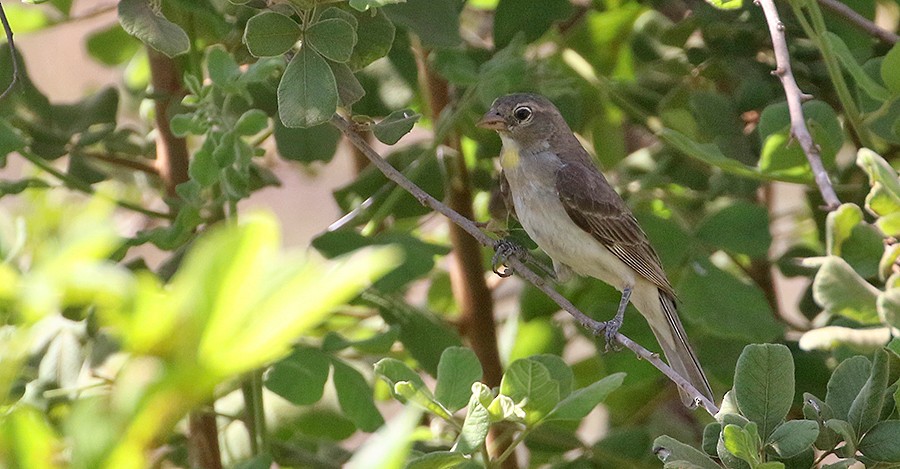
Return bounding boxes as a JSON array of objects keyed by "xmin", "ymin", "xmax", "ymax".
[{"xmin": 641, "ymin": 289, "xmax": 714, "ymax": 408}]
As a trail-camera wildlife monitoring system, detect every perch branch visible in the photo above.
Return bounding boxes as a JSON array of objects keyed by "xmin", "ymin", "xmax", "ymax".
[
  {"xmin": 756, "ymin": 0, "xmax": 841, "ymax": 211},
  {"xmin": 0, "ymin": 0, "xmax": 20, "ymax": 100},
  {"xmin": 816, "ymin": 0, "xmax": 898, "ymax": 45},
  {"xmin": 330, "ymin": 114, "xmax": 720, "ymax": 416}
]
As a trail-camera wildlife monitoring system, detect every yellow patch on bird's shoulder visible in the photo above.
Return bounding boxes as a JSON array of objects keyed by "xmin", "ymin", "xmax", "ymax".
[{"xmin": 499, "ymin": 136, "xmax": 521, "ymax": 168}]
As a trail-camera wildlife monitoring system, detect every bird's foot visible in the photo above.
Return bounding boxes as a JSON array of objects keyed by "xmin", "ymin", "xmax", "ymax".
[
  {"xmin": 492, "ymin": 238, "xmax": 527, "ymax": 278},
  {"xmin": 601, "ymin": 315, "xmax": 623, "ymax": 352}
]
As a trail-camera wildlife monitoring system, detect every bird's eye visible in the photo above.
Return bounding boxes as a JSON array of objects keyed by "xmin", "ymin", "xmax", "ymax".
[{"xmin": 513, "ymin": 106, "xmax": 532, "ymax": 122}]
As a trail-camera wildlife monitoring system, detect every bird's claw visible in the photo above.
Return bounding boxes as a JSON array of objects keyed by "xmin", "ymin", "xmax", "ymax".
[
  {"xmin": 492, "ymin": 238, "xmax": 526, "ymax": 278},
  {"xmin": 602, "ymin": 316, "xmax": 623, "ymax": 352}
]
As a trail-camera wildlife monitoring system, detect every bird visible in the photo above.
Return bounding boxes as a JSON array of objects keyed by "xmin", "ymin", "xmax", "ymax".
[{"xmin": 477, "ymin": 92, "xmax": 714, "ymax": 408}]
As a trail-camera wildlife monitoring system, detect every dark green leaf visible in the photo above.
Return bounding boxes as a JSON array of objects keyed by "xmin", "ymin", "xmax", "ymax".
[
  {"xmin": 349, "ymin": 0, "xmax": 405, "ymax": 11},
  {"xmin": 372, "ymin": 109, "xmax": 420, "ymax": 145},
  {"xmin": 243, "ymin": 11, "xmax": 302, "ymax": 58},
  {"xmin": 679, "ymin": 258, "xmax": 782, "ymax": 342},
  {"xmin": 332, "ymin": 358, "xmax": 384, "ymax": 431},
  {"xmin": 702, "ymin": 423, "xmax": 722, "ymax": 456},
  {"xmin": 825, "ymin": 419, "xmax": 857, "ymax": 455},
  {"xmin": 207, "ymin": 46, "xmax": 241, "ymax": 87},
  {"xmin": 374, "ymin": 357, "xmax": 426, "ymax": 390},
  {"xmin": 306, "ymin": 18, "xmax": 357, "ymax": 63},
  {"xmin": 695, "ymin": 201, "xmax": 771, "ymax": 258},
  {"xmin": 430, "ymin": 49, "xmax": 479, "ymax": 86},
  {"xmin": 278, "ymin": 46, "xmax": 338, "ymax": 128},
  {"xmin": 493, "ymin": 0, "xmax": 573, "ymax": 48},
  {"xmin": 86, "ymin": 24, "xmax": 142, "ymax": 65},
  {"xmin": 434, "ymin": 347, "xmax": 482, "ymax": 412},
  {"xmin": 847, "ymin": 349, "xmax": 889, "ymax": 436},
  {"xmin": 234, "ymin": 109, "xmax": 269, "ymax": 136},
  {"xmin": 882, "ymin": 43, "xmax": 900, "ymax": 94},
  {"xmin": 858, "ymin": 420, "xmax": 900, "ymax": 462},
  {"xmin": 117, "ymin": 0, "xmax": 189, "ymax": 57},
  {"xmin": 545, "ymin": 373, "xmax": 625, "ymax": 421},
  {"xmin": 273, "ymin": 120, "xmax": 341, "ymax": 163},
  {"xmin": 328, "ymin": 61, "xmax": 365, "ymax": 107},
  {"xmin": 826, "ymin": 356, "xmax": 871, "ymax": 420},
  {"xmin": 347, "ymin": 9, "xmax": 395, "ymax": 71},
  {"xmin": 826, "ymin": 32, "xmax": 890, "ymax": 101},
  {"xmin": 529, "ymin": 354, "xmax": 574, "ymax": 399},
  {"xmin": 0, "ymin": 120, "xmax": 27, "ymax": 157},
  {"xmin": 457, "ymin": 392, "xmax": 490, "ymax": 454},
  {"xmin": 767, "ymin": 420, "xmax": 819, "ymax": 458},
  {"xmin": 383, "ymin": 0, "xmax": 461, "ymax": 48},
  {"xmin": 264, "ymin": 347, "xmax": 330, "ymax": 405},
  {"xmin": 757, "ymin": 101, "xmax": 842, "ymax": 176},
  {"xmin": 734, "ymin": 344, "xmax": 794, "ymax": 439}
]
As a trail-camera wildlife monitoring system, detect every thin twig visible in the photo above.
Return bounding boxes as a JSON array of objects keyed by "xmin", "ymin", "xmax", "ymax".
[
  {"xmin": 756, "ymin": 0, "xmax": 841, "ymax": 211},
  {"xmin": 82, "ymin": 151, "xmax": 159, "ymax": 175},
  {"xmin": 816, "ymin": 0, "xmax": 898, "ymax": 45},
  {"xmin": 330, "ymin": 114, "xmax": 720, "ymax": 416},
  {"xmin": 0, "ymin": 0, "xmax": 20, "ymax": 101}
]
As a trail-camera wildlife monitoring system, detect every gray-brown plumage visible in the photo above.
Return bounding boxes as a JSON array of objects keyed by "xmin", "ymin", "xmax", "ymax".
[{"xmin": 479, "ymin": 93, "xmax": 713, "ymax": 408}]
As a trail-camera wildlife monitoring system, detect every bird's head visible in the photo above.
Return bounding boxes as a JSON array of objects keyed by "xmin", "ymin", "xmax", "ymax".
[{"xmin": 477, "ymin": 93, "xmax": 566, "ymax": 147}]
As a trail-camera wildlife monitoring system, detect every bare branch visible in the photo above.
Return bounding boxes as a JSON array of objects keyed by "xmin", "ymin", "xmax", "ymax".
[
  {"xmin": 0, "ymin": 1, "xmax": 20, "ymax": 101},
  {"xmin": 816, "ymin": 0, "xmax": 898, "ymax": 45},
  {"xmin": 757, "ymin": 0, "xmax": 841, "ymax": 211},
  {"xmin": 330, "ymin": 114, "xmax": 720, "ymax": 416}
]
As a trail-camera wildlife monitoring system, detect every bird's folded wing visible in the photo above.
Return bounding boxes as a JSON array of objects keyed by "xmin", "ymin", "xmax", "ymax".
[{"xmin": 555, "ymin": 162, "xmax": 675, "ymax": 296}]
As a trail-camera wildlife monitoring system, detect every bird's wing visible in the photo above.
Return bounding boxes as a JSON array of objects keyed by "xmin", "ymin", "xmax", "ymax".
[
  {"xmin": 499, "ymin": 169, "xmax": 517, "ymax": 220},
  {"xmin": 555, "ymin": 162, "xmax": 675, "ymax": 295}
]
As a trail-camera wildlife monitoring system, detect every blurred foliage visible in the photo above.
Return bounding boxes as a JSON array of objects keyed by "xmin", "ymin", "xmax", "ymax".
[{"xmin": 0, "ymin": 0, "xmax": 898, "ymax": 467}]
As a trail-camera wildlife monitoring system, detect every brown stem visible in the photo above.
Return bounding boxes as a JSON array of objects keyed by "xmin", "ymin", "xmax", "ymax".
[
  {"xmin": 330, "ymin": 113, "xmax": 719, "ymax": 416},
  {"xmin": 81, "ymin": 151, "xmax": 159, "ymax": 175},
  {"xmin": 148, "ymin": 48, "xmax": 190, "ymax": 197},
  {"xmin": 188, "ymin": 411, "xmax": 223, "ymax": 469}
]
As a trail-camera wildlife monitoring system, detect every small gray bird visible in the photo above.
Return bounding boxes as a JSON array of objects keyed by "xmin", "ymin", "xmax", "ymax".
[{"xmin": 478, "ymin": 93, "xmax": 714, "ymax": 408}]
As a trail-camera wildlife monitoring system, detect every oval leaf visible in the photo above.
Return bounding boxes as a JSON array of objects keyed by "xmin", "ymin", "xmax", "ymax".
[
  {"xmin": 244, "ymin": 11, "xmax": 302, "ymax": 58},
  {"xmin": 734, "ymin": 344, "xmax": 794, "ymax": 440},
  {"xmin": 117, "ymin": 0, "xmax": 189, "ymax": 57},
  {"xmin": 373, "ymin": 109, "xmax": 420, "ymax": 145},
  {"xmin": 277, "ymin": 46, "xmax": 338, "ymax": 128},
  {"xmin": 305, "ymin": 18, "xmax": 357, "ymax": 63}
]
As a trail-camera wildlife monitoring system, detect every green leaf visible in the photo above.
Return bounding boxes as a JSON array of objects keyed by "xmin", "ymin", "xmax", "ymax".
[
  {"xmin": 882, "ymin": 43, "xmax": 900, "ymax": 94},
  {"xmin": 374, "ymin": 357, "xmax": 427, "ymax": 394},
  {"xmin": 499, "ymin": 358, "xmax": 560, "ymax": 425},
  {"xmin": 826, "ymin": 356, "xmax": 871, "ymax": 421},
  {"xmin": 243, "ymin": 11, "xmax": 302, "ymax": 58},
  {"xmin": 273, "ymin": 120, "xmax": 341, "ymax": 163},
  {"xmin": 847, "ymin": 349, "xmax": 889, "ymax": 436},
  {"xmin": 86, "ymin": 24, "xmax": 142, "ymax": 65},
  {"xmin": 658, "ymin": 128, "xmax": 811, "ymax": 184},
  {"xmin": 679, "ymin": 258, "xmax": 782, "ymax": 342},
  {"xmin": 826, "ymin": 32, "xmax": 891, "ymax": 101},
  {"xmin": 0, "ymin": 120, "xmax": 27, "ymax": 157},
  {"xmin": 406, "ymin": 452, "xmax": 473, "ymax": 469},
  {"xmin": 372, "ymin": 109, "xmax": 420, "ymax": 145},
  {"xmin": 393, "ymin": 381, "xmax": 454, "ymax": 421},
  {"xmin": 332, "ymin": 358, "xmax": 384, "ymax": 431},
  {"xmin": 703, "ymin": 0, "xmax": 743, "ymax": 9},
  {"xmin": 117, "ymin": 0, "xmax": 189, "ymax": 57},
  {"xmin": 856, "ymin": 148, "xmax": 900, "ymax": 217},
  {"xmin": 306, "ymin": 18, "xmax": 357, "ymax": 63},
  {"xmin": 188, "ymin": 148, "xmax": 218, "ymax": 187},
  {"xmin": 757, "ymin": 101, "xmax": 842, "ymax": 177},
  {"xmin": 696, "ymin": 201, "xmax": 771, "ymax": 258},
  {"xmin": 529, "ymin": 354, "xmax": 573, "ymax": 399},
  {"xmin": 349, "ymin": 0, "xmax": 406, "ymax": 11},
  {"xmin": 826, "ymin": 203, "xmax": 863, "ymax": 257},
  {"xmin": 234, "ymin": 109, "xmax": 269, "ymax": 136},
  {"xmin": 858, "ymin": 420, "xmax": 900, "ymax": 462},
  {"xmin": 734, "ymin": 344, "xmax": 794, "ymax": 439},
  {"xmin": 812, "ymin": 256, "xmax": 881, "ymax": 324},
  {"xmin": 328, "ymin": 61, "xmax": 365, "ymax": 107},
  {"xmin": 878, "ymin": 288, "xmax": 900, "ymax": 328},
  {"xmin": 347, "ymin": 9, "xmax": 395, "ymax": 71},
  {"xmin": 493, "ymin": 0, "xmax": 573, "ymax": 48},
  {"xmin": 207, "ymin": 46, "xmax": 241, "ymax": 87},
  {"xmin": 278, "ymin": 46, "xmax": 338, "ymax": 128},
  {"xmin": 545, "ymin": 373, "xmax": 625, "ymax": 421},
  {"xmin": 430, "ymin": 49, "xmax": 479, "ymax": 86},
  {"xmin": 722, "ymin": 423, "xmax": 761, "ymax": 466},
  {"xmin": 457, "ymin": 392, "xmax": 491, "ymax": 454},
  {"xmin": 767, "ymin": 420, "xmax": 819, "ymax": 458},
  {"xmin": 653, "ymin": 435, "xmax": 721, "ymax": 469},
  {"xmin": 383, "ymin": 0, "xmax": 461, "ymax": 48},
  {"xmin": 264, "ymin": 346, "xmax": 330, "ymax": 405},
  {"xmin": 434, "ymin": 347, "xmax": 482, "ymax": 412}
]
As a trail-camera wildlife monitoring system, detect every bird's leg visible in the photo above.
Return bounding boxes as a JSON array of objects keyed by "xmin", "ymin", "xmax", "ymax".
[
  {"xmin": 492, "ymin": 237, "xmax": 527, "ymax": 277},
  {"xmin": 602, "ymin": 284, "xmax": 632, "ymax": 351}
]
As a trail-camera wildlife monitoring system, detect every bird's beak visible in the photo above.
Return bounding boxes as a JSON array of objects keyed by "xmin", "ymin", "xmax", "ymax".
[{"xmin": 477, "ymin": 110, "xmax": 506, "ymax": 131}]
